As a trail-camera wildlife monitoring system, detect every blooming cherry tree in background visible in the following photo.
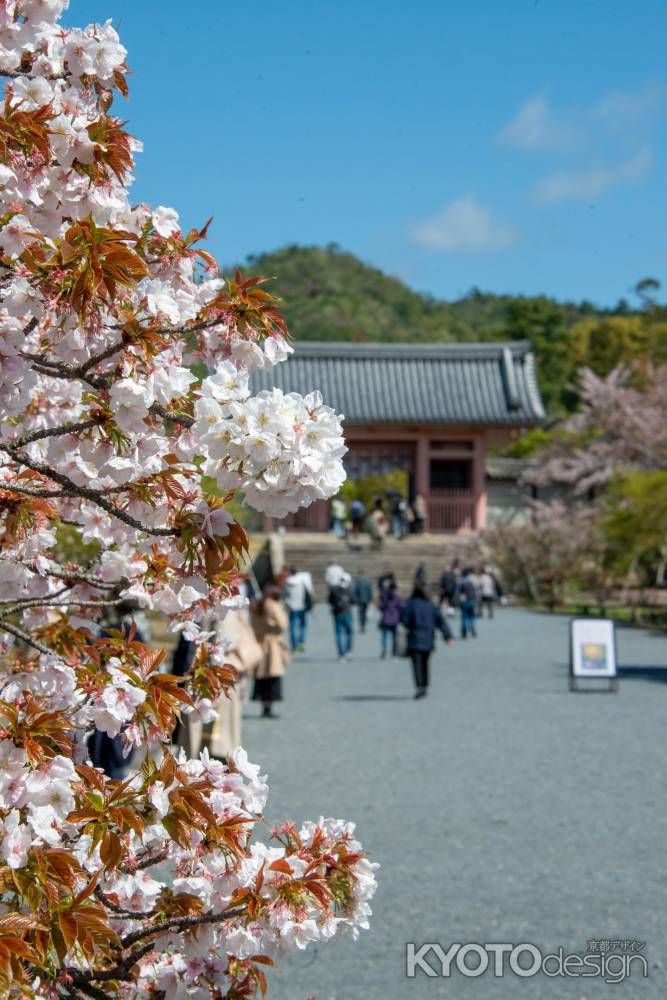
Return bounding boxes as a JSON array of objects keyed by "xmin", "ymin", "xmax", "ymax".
[
  {"xmin": 0, "ymin": 2, "xmax": 377, "ymax": 996},
  {"xmin": 524, "ymin": 365, "xmax": 667, "ymax": 496}
]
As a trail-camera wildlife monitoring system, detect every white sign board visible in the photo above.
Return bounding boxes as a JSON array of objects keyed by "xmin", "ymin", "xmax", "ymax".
[{"xmin": 570, "ymin": 618, "xmax": 617, "ymax": 679}]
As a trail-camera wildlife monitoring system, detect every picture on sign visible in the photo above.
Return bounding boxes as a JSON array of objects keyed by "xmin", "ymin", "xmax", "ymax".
[
  {"xmin": 580, "ymin": 642, "xmax": 608, "ymax": 672},
  {"xmin": 570, "ymin": 619, "xmax": 617, "ymax": 679}
]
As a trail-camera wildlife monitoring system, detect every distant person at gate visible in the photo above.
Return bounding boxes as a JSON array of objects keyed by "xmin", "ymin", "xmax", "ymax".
[
  {"xmin": 401, "ymin": 585, "xmax": 453, "ymax": 698},
  {"xmin": 379, "ymin": 579, "xmax": 403, "ymax": 658},
  {"xmin": 349, "ymin": 498, "xmax": 366, "ymax": 535},
  {"xmin": 328, "ymin": 571, "xmax": 354, "ymax": 661},
  {"xmin": 457, "ymin": 567, "xmax": 478, "ymax": 639},
  {"xmin": 413, "ymin": 494, "xmax": 427, "ymax": 534},
  {"xmin": 352, "ymin": 574, "xmax": 373, "ymax": 633},
  {"xmin": 367, "ymin": 497, "xmax": 387, "ymax": 550},
  {"xmin": 330, "ymin": 496, "xmax": 346, "ymax": 538},
  {"xmin": 283, "ymin": 565, "xmax": 314, "ymax": 653},
  {"xmin": 389, "ymin": 495, "xmax": 403, "ymax": 537}
]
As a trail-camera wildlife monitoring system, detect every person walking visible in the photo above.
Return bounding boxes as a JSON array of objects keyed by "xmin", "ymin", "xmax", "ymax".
[
  {"xmin": 250, "ymin": 584, "xmax": 290, "ymax": 718},
  {"xmin": 401, "ymin": 585, "xmax": 453, "ymax": 698},
  {"xmin": 479, "ymin": 566, "xmax": 499, "ymax": 618},
  {"xmin": 379, "ymin": 579, "xmax": 403, "ymax": 658},
  {"xmin": 413, "ymin": 494, "xmax": 427, "ymax": 534},
  {"xmin": 457, "ymin": 567, "xmax": 479, "ymax": 638},
  {"xmin": 328, "ymin": 572, "xmax": 354, "ymax": 661},
  {"xmin": 325, "ymin": 561, "xmax": 346, "ymax": 588},
  {"xmin": 398, "ymin": 496, "xmax": 410, "ymax": 538},
  {"xmin": 414, "ymin": 561, "xmax": 428, "ymax": 592},
  {"xmin": 367, "ymin": 498, "xmax": 386, "ymax": 550},
  {"xmin": 89, "ymin": 602, "xmax": 144, "ymax": 778},
  {"xmin": 349, "ymin": 497, "xmax": 366, "ymax": 536},
  {"xmin": 330, "ymin": 496, "xmax": 346, "ymax": 538},
  {"xmin": 439, "ymin": 565, "xmax": 458, "ymax": 610},
  {"xmin": 283, "ymin": 565, "xmax": 314, "ymax": 652},
  {"xmin": 389, "ymin": 495, "xmax": 403, "ymax": 537},
  {"xmin": 176, "ymin": 608, "xmax": 262, "ymax": 760},
  {"xmin": 352, "ymin": 574, "xmax": 373, "ymax": 633}
]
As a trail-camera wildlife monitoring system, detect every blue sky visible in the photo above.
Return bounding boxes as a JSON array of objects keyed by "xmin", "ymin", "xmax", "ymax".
[{"xmin": 66, "ymin": 1, "xmax": 666, "ymax": 306}]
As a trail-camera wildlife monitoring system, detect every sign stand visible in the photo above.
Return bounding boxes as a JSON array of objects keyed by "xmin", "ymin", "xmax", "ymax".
[{"xmin": 569, "ymin": 618, "xmax": 618, "ymax": 693}]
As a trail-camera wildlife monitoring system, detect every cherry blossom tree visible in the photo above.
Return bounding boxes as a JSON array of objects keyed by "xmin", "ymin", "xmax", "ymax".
[
  {"xmin": 524, "ymin": 365, "xmax": 667, "ymax": 496},
  {"xmin": 0, "ymin": 3, "xmax": 377, "ymax": 997},
  {"xmin": 486, "ymin": 500, "xmax": 611, "ymax": 610}
]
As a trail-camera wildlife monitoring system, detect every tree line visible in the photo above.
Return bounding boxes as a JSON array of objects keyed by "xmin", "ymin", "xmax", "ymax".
[{"xmin": 235, "ymin": 245, "xmax": 666, "ymax": 413}]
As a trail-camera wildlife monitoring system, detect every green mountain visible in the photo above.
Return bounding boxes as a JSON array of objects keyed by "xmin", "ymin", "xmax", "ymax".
[
  {"xmin": 237, "ymin": 243, "xmax": 621, "ymax": 344},
  {"xmin": 233, "ymin": 244, "xmax": 661, "ymax": 413}
]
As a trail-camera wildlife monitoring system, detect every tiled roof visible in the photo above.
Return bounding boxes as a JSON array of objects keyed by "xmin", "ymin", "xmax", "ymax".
[{"xmin": 251, "ymin": 340, "xmax": 545, "ymax": 426}]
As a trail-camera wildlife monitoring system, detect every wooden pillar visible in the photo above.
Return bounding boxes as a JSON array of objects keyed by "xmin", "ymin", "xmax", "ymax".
[
  {"xmin": 472, "ymin": 437, "xmax": 486, "ymax": 530},
  {"xmin": 415, "ymin": 433, "xmax": 429, "ymax": 499}
]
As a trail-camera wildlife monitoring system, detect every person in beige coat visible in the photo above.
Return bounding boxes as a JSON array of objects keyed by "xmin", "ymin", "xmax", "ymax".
[
  {"xmin": 251, "ymin": 584, "xmax": 290, "ymax": 719},
  {"xmin": 177, "ymin": 609, "xmax": 262, "ymax": 761}
]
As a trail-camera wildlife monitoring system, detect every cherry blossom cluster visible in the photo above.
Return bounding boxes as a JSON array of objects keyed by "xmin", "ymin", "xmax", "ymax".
[{"xmin": 0, "ymin": 3, "xmax": 374, "ymax": 997}]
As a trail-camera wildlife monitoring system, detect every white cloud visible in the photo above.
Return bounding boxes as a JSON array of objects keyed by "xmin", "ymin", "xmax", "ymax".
[
  {"xmin": 497, "ymin": 95, "xmax": 576, "ymax": 151},
  {"xmin": 410, "ymin": 196, "xmax": 517, "ymax": 252},
  {"xmin": 498, "ymin": 84, "xmax": 665, "ymax": 152},
  {"xmin": 533, "ymin": 147, "xmax": 652, "ymax": 202},
  {"xmin": 592, "ymin": 83, "xmax": 666, "ymax": 123}
]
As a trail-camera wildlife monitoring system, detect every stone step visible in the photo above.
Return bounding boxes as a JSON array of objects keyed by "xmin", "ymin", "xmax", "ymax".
[{"xmin": 271, "ymin": 531, "xmax": 482, "ymax": 599}]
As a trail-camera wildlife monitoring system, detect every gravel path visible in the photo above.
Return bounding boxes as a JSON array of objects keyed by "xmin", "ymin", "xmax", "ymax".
[{"xmin": 241, "ymin": 605, "xmax": 667, "ymax": 1000}]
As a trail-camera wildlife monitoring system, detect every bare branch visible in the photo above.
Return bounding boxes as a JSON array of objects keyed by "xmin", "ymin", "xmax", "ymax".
[
  {"xmin": 0, "ymin": 442, "xmax": 178, "ymax": 538},
  {"xmin": 119, "ymin": 905, "xmax": 246, "ymax": 949},
  {"xmin": 0, "ymin": 618, "xmax": 53, "ymax": 655},
  {"xmin": 0, "ymin": 481, "xmax": 132, "ymax": 500},
  {"xmin": 94, "ymin": 887, "xmax": 155, "ymax": 919},
  {"xmin": 0, "ymin": 585, "xmax": 69, "ymax": 612},
  {"xmin": 68, "ymin": 980, "xmax": 113, "ymax": 1000},
  {"xmin": 22, "ymin": 564, "xmax": 119, "ymax": 590},
  {"xmin": 10, "ymin": 417, "xmax": 102, "ymax": 449},
  {"xmin": 149, "ymin": 402, "xmax": 194, "ymax": 428},
  {"xmin": 128, "ymin": 847, "xmax": 169, "ymax": 872},
  {"xmin": 0, "ymin": 67, "xmax": 68, "ymax": 80}
]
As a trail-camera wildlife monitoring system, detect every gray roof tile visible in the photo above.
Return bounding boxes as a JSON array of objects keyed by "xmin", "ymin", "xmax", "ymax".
[{"xmin": 250, "ymin": 340, "xmax": 545, "ymax": 426}]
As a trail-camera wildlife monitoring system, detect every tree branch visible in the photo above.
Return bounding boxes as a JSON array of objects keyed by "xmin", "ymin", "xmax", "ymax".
[
  {"xmin": 68, "ymin": 979, "xmax": 113, "ymax": 1000},
  {"xmin": 0, "ymin": 585, "xmax": 69, "ymax": 612},
  {"xmin": 0, "ymin": 481, "xmax": 132, "ymax": 500},
  {"xmin": 0, "ymin": 618, "xmax": 53, "ymax": 655},
  {"xmin": 10, "ymin": 417, "xmax": 102, "ymax": 449},
  {"xmin": 22, "ymin": 564, "xmax": 119, "ymax": 590},
  {"xmin": 0, "ymin": 596, "xmax": 123, "ymax": 616},
  {"xmin": 0, "ymin": 68, "xmax": 68, "ymax": 80},
  {"xmin": 129, "ymin": 849, "xmax": 169, "ymax": 872},
  {"xmin": 149, "ymin": 403, "xmax": 194, "ymax": 428},
  {"xmin": 119, "ymin": 905, "xmax": 246, "ymax": 949},
  {"xmin": 0, "ymin": 442, "xmax": 178, "ymax": 538},
  {"xmin": 94, "ymin": 887, "xmax": 155, "ymax": 919}
]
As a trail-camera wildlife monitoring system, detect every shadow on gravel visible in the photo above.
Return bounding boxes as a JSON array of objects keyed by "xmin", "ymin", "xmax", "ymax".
[{"xmin": 618, "ymin": 665, "xmax": 667, "ymax": 683}]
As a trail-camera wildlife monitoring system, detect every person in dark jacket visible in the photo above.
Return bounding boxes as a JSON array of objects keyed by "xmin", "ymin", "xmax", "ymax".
[
  {"xmin": 379, "ymin": 581, "xmax": 403, "ymax": 658},
  {"xmin": 352, "ymin": 574, "xmax": 373, "ymax": 633},
  {"xmin": 401, "ymin": 585, "xmax": 453, "ymax": 698},
  {"xmin": 377, "ymin": 569, "xmax": 396, "ymax": 596},
  {"xmin": 88, "ymin": 604, "xmax": 145, "ymax": 778},
  {"xmin": 457, "ymin": 567, "xmax": 478, "ymax": 638},
  {"xmin": 329, "ymin": 574, "xmax": 354, "ymax": 661},
  {"xmin": 414, "ymin": 562, "xmax": 428, "ymax": 592},
  {"xmin": 439, "ymin": 566, "xmax": 458, "ymax": 607}
]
